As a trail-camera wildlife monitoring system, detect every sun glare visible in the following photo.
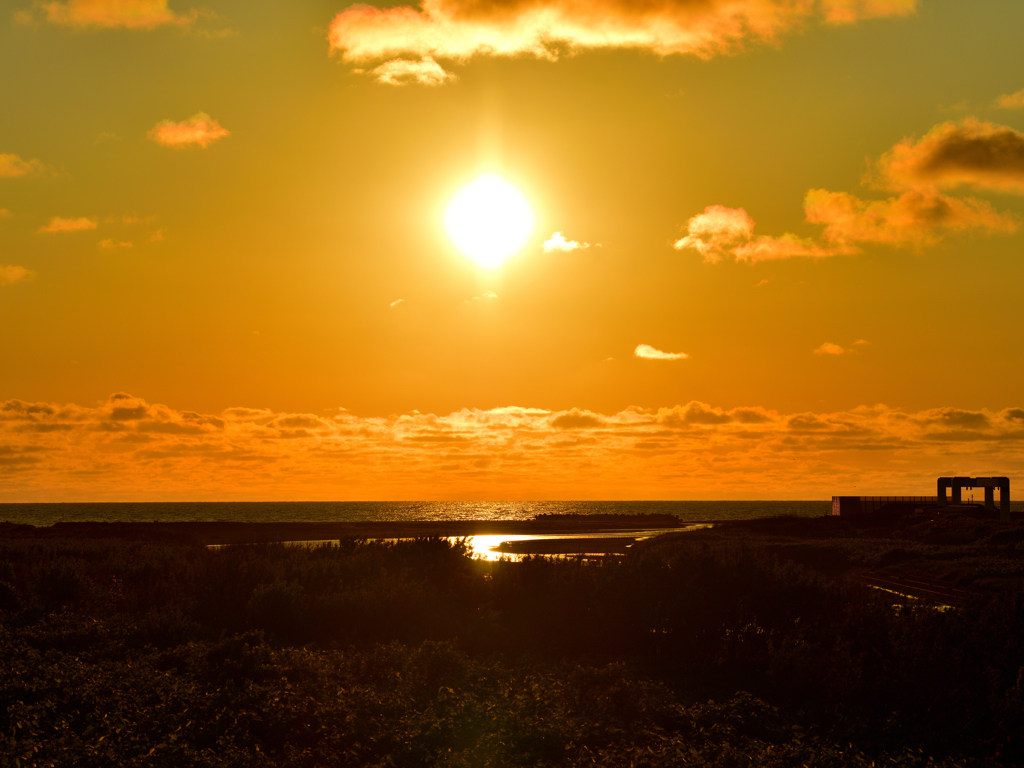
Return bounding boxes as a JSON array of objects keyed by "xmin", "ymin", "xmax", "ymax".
[{"xmin": 445, "ymin": 174, "xmax": 534, "ymax": 269}]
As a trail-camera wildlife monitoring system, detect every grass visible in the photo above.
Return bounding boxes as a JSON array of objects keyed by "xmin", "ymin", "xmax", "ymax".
[{"xmin": 1, "ymin": 515, "xmax": 1023, "ymax": 766}]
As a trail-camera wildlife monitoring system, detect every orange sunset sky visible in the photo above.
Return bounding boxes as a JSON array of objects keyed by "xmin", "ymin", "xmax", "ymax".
[{"xmin": 1, "ymin": 0, "xmax": 1023, "ymax": 501}]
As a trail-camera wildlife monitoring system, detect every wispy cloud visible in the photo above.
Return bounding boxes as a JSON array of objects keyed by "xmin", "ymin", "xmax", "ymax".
[
  {"xmin": 148, "ymin": 113, "xmax": 230, "ymax": 148},
  {"xmin": 804, "ymin": 188, "xmax": 1015, "ymax": 247},
  {"xmin": 634, "ymin": 344, "xmax": 688, "ymax": 361},
  {"xmin": 813, "ymin": 342, "xmax": 846, "ymax": 355},
  {"xmin": 996, "ymin": 88, "xmax": 1024, "ymax": 110},
  {"xmin": 542, "ymin": 232, "xmax": 589, "ymax": 252},
  {"xmin": 38, "ymin": 216, "xmax": 97, "ymax": 233},
  {"xmin": 98, "ymin": 239, "xmax": 132, "ymax": 249},
  {"xmin": 390, "ymin": 298, "xmax": 405, "ymax": 307},
  {"xmin": 105, "ymin": 214, "xmax": 157, "ymax": 226},
  {"xmin": 328, "ymin": 0, "xmax": 916, "ymax": 83},
  {"xmin": 371, "ymin": 56, "xmax": 455, "ymax": 85},
  {"xmin": 0, "ymin": 265, "xmax": 35, "ymax": 286},
  {"xmin": 0, "ymin": 152, "xmax": 51, "ymax": 178},
  {"xmin": 17, "ymin": 0, "xmax": 199, "ymax": 29},
  {"xmin": 6, "ymin": 392, "xmax": 1024, "ymax": 501},
  {"xmin": 467, "ymin": 290, "xmax": 498, "ymax": 303}
]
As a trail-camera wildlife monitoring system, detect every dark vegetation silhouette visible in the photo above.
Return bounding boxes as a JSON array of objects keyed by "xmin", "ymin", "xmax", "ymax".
[{"xmin": 2, "ymin": 522, "xmax": 1023, "ymax": 766}]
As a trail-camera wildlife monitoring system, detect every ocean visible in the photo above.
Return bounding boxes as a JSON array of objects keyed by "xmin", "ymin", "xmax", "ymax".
[{"xmin": 0, "ymin": 500, "xmax": 834, "ymax": 527}]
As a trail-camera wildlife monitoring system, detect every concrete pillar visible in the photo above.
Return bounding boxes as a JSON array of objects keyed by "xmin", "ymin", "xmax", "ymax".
[{"xmin": 985, "ymin": 487, "xmax": 995, "ymax": 509}]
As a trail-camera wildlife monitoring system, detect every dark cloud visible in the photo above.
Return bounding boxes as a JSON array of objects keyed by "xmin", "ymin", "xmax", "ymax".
[{"xmin": 880, "ymin": 119, "xmax": 1024, "ymax": 194}]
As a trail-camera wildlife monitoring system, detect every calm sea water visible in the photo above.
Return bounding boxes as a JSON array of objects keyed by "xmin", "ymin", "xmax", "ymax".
[{"xmin": 0, "ymin": 500, "xmax": 836, "ymax": 527}]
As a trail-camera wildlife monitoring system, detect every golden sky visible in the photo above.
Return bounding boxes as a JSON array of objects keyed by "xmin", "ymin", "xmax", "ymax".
[{"xmin": 2, "ymin": 0, "xmax": 1023, "ymax": 501}]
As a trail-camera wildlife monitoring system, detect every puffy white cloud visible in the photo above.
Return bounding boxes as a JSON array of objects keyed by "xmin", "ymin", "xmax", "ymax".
[
  {"xmin": 542, "ymin": 232, "xmax": 589, "ymax": 252},
  {"xmin": 148, "ymin": 113, "xmax": 230, "ymax": 148},
  {"xmin": 634, "ymin": 344, "xmax": 688, "ymax": 361},
  {"xmin": 371, "ymin": 56, "xmax": 455, "ymax": 85},
  {"xmin": 328, "ymin": 0, "xmax": 917, "ymax": 86},
  {"xmin": 674, "ymin": 205, "xmax": 853, "ymax": 262}
]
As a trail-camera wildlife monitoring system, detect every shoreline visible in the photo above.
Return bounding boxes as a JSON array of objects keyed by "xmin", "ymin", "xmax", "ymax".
[{"xmin": 0, "ymin": 518, "xmax": 712, "ymax": 547}]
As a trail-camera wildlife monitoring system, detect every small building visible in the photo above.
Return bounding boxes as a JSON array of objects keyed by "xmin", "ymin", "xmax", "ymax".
[{"xmin": 832, "ymin": 477, "xmax": 1010, "ymax": 521}]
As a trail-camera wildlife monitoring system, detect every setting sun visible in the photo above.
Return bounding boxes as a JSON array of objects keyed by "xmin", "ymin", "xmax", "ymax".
[{"xmin": 444, "ymin": 174, "xmax": 534, "ymax": 269}]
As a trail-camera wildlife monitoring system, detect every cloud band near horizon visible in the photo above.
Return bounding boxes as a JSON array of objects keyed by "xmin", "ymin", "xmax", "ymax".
[{"xmin": 2, "ymin": 392, "xmax": 1021, "ymax": 501}]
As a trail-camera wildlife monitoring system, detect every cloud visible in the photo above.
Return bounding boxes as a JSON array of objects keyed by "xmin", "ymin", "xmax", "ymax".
[
  {"xmin": 98, "ymin": 239, "xmax": 132, "ymax": 249},
  {"xmin": 371, "ymin": 56, "xmax": 455, "ymax": 85},
  {"xmin": 683, "ymin": 119, "xmax": 1024, "ymax": 257},
  {"xmin": 877, "ymin": 119, "xmax": 1024, "ymax": 195},
  {"xmin": 38, "ymin": 216, "xmax": 97, "ymax": 233},
  {"xmin": 0, "ymin": 153, "xmax": 50, "ymax": 178},
  {"xmin": 634, "ymin": 344, "xmax": 688, "ymax": 361},
  {"xmin": 390, "ymin": 298, "xmax": 405, "ymax": 307},
  {"xmin": 814, "ymin": 342, "xmax": 846, "ymax": 355},
  {"xmin": 658, "ymin": 402, "xmax": 735, "ymax": 425},
  {"xmin": 732, "ymin": 233, "xmax": 855, "ymax": 262},
  {"xmin": 804, "ymin": 188, "xmax": 1016, "ymax": 246},
  {"xmin": 148, "ymin": 113, "xmax": 230, "ymax": 148},
  {"xmin": 467, "ymin": 290, "xmax": 498, "ymax": 303},
  {"xmin": 674, "ymin": 204, "xmax": 853, "ymax": 262},
  {"xmin": 673, "ymin": 205, "xmax": 754, "ymax": 261},
  {"xmin": 106, "ymin": 214, "xmax": 157, "ymax": 225},
  {"xmin": 19, "ymin": 0, "xmax": 198, "ymax": 29},
  {"xmin": 328, "ymin": 0, "xmax": 916, "ymax": 81},
  {"xmin": 550, "ymin": 409, "xmax": 605, "ymax": 429},
  {"xmin": 542, "ymin": 232, "xmax": 589, "ymax": 252},
  {"xmin": 7, "ymin": 391, "xmax": 1024, "ymax": 501},
  {"xmin": 820, "ymin": 0, "xmax": 917, "ymax": 24},
  {"xmin": 0, "ymin": 266, "xmax": 35, "ymax": 286},
  {"xmin": 853, "ymin": 339, "xmax": 870, "ymax": 346},
  {"xmin": 996, "ymin": 89, "xmax": 1024, "ymax": 110}
]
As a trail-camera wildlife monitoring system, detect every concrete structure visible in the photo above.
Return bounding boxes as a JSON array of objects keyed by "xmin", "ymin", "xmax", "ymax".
[
  {"xmin": 831, "ymin": 496, "xmax": 939, "ymax": 517},
  {"xmin": 833, "ymin": 477, "xmax": 1010, "ymax": 520},
  {"xmin": 938, "ymin": 476, "xmax": 1010, "ymax": 521}
]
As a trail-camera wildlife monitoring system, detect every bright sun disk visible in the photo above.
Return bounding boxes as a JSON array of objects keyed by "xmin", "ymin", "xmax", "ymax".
[{"xmin": 445, "ymin": 174, "xmax": 534, "ymax": 269}]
